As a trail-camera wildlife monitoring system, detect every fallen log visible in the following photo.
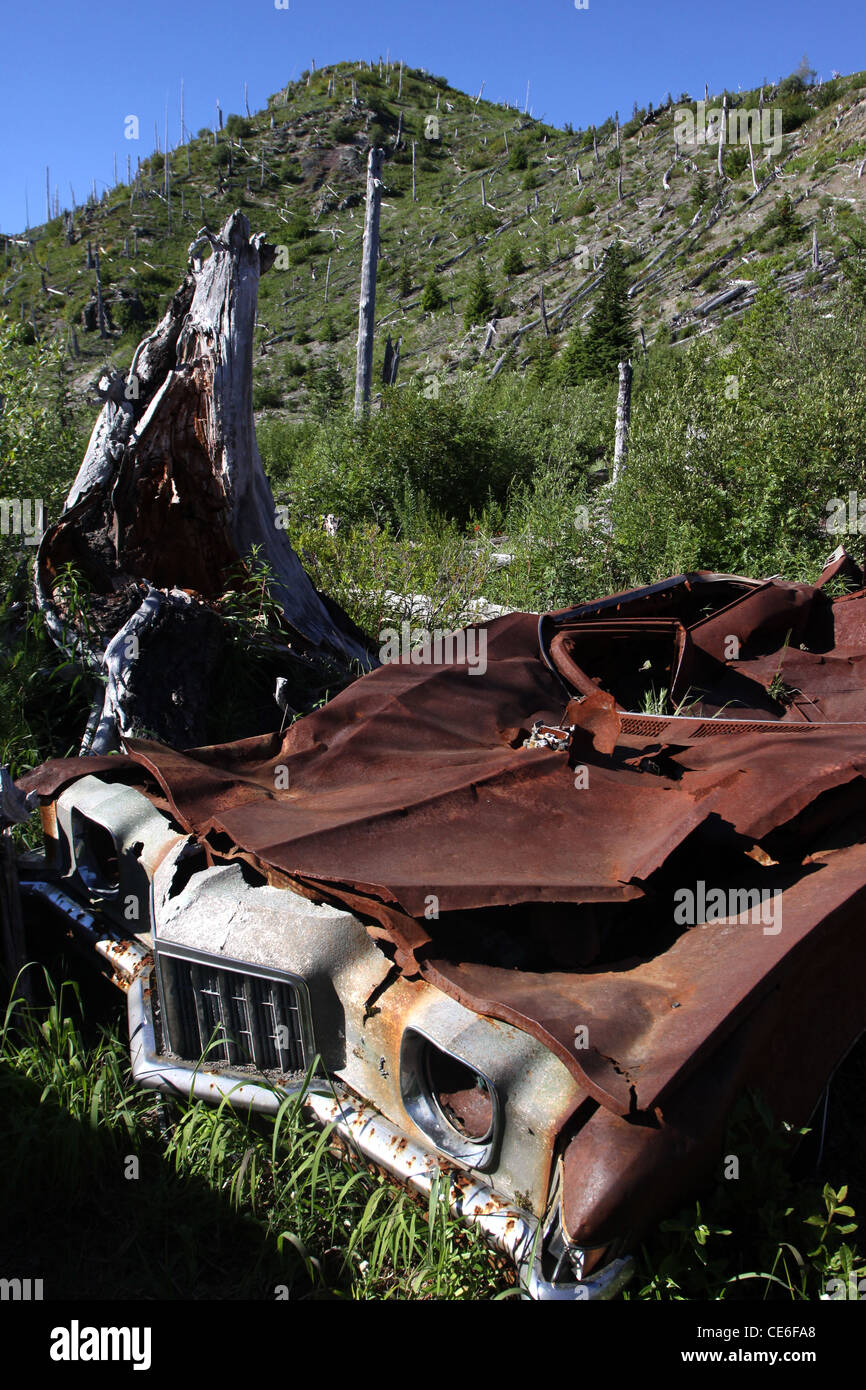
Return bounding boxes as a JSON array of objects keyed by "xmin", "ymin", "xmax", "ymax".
[{"xmin": 36, "ymin": 210, "xmax": 373, "ymax": 753}]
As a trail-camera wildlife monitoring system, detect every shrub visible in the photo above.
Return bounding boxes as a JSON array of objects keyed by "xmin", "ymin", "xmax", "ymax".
[
  {"xmin": 782, "ymin": 100, "xmax": 813, "ymax": 132},
  {"xmin": 252, "ymin": 382, "xmax": 284, "ymax": 410},
  {"xmin": 225, "ymin": 114, "xmax": 253, "ymax": 139}
]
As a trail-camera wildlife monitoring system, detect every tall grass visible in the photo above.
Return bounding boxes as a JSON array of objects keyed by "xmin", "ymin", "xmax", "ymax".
[{"xmin": 0, "ymin": 970, "xmax": 511, "ymax": 1299}]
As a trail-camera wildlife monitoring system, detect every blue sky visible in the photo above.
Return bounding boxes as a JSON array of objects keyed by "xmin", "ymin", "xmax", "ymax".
[{"xmin": 1, "ymin": 0, "xmax": 863, "ymax": 232}]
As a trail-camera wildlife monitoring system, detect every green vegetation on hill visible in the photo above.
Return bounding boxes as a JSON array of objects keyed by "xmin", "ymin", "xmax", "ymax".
[{"xmin": 4, "ymin": 57, "xmax": 866, "ymax": 423}]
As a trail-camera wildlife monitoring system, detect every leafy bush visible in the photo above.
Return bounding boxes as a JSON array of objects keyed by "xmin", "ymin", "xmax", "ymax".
[
  {"xmin": 261, "ymin": 381, "xmax": 543, "ymax": 528},
  {"xmin": 225, "ymin": 114, "xmax": 253, "ymax": 139},
  {"xmin": 611, "ymin": 288, "xmax": 866, "ymax": 584},
  {"xmin": 782, "ymin": 99, "xmax": 813, "ymax": 132},
  {"xmin": 252, "ymin": 382, "xmax": 284, "ymax": 410}
]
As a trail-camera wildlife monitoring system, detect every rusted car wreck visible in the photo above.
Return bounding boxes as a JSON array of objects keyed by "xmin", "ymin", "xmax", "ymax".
[{"xmin": 7, "ymin": 215, "xmax": 866, "ymax": 1299}]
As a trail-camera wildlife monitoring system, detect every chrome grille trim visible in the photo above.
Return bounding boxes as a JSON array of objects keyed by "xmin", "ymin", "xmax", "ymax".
[{"xmin": 154, "ymin": 940, "xmax": 314, "ymax": 1075}]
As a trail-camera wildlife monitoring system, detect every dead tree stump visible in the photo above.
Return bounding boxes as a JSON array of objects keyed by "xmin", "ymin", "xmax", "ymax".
[{"xmin": 36, "ymin": 211, "xmax": 373, "ymax": 753}]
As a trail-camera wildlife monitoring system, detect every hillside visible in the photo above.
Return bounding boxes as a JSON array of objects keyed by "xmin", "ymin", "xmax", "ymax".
[{"xmin": 4, "ymin": 58, "xmax": 866, "ymax": 418}]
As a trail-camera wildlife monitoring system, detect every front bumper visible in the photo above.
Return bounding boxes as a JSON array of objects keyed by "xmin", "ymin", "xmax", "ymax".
[{"xmin": 20, "ymin": 876, "xmax": 633, "ymax": 1302}]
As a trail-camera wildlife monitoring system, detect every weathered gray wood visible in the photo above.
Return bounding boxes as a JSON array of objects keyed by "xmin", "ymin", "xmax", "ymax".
[
  {"xmin": 38, "ymin": 210, "xmax": 372, "ymax": 751},
  {"xmin": 612, "ymin": 359, "xmax": 633, "ymax": 483},
  {"xmin": 717, "ymin": 94, "xmax": 727, "ymax": 178},
  {"xmin": 354, "ymin": 148, "xmax": 384, "ymax": 416}
]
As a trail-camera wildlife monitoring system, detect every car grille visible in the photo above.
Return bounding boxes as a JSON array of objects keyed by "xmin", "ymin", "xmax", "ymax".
[{"xmin": 155, "ymin": 945, "xmax": 310, "ymax": 1074}]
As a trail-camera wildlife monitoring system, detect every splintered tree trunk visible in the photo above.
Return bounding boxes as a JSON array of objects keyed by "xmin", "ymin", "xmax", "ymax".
[
  {"xmin": 354, "ymin": 148, "xmax": 384, "ymax": 417},
  {"xmin": 36, "ymin": 211, "xmax": 372, "ymax": 753},
  {"xmin": 613, "ymin": 359, "xmax": 633, "ymax": 483}
]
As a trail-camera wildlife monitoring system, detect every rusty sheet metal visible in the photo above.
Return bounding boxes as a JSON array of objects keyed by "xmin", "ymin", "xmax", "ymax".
[
  {"xmin": 19, "ymin": 567, "xmax": 866, "ymax": 1129},
  {"xmin": 560, "ymin": 839, "xmax": 866, "ymax": 1246}
]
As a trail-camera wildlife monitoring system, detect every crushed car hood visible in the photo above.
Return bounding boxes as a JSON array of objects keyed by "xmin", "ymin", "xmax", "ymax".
[{"xmin": 21, "ymin": 565, "xmax": 866, "ymax": 1124}]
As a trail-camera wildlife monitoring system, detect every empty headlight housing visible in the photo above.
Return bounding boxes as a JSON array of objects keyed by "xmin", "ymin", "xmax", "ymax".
[{"xmin": 400, "ymin": 1028, "xmax": 501, "ymax": 1170}]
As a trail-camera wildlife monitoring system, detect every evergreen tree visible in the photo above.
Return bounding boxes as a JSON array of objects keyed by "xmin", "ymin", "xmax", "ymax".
[
  {"xmin": 397, "ymin": 259, "xmax": 412, "ymax": 297},
  {"xmin": 502, "ymin": 243, "xmax": 525, "ymax": 278},
  {"xmin": 420, "ymin": 271, "xmax": 444, "ymax": 312},
  {"xmin": 464, "ymin": 262, "xmax": 495, "ymax": 327},
  {"xmin": 580, "ymin": 240, "xmax": 635, "ymax": 379},
  {"xmin": 691, "ymin": 172, "xmax": 709, "ymax": 212},
  {"xmin": 558, "ymin": 325, "xmax": 588, "ymax": 385},
  {"xmin": 772, "ymin": 192, "xmax": 801, "ymax": 245}
]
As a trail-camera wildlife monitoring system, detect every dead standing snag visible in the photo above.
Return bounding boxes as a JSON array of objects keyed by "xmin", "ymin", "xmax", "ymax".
[{"xmin": 35, "ymin": 211, "xmax": 373, "ymax": 751}]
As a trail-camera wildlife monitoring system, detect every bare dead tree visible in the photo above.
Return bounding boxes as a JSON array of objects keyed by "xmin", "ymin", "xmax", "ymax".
[
  {"xmin": 612, "ymin": 359, "xmax": 633, "ymax": 483},
  {"xmin": 747, "ymin": 126, "xmax": 758, "ymax": 192},
  {"xmin": 812, "ymin": 223, "xmax": 821, "ymax": 270},
  {"xmin": 354, "ymin": 148, "xmax": 384, "ymax": 417},
  {"xmin": 717, "ymin": 94, "xmax": 727, "ymax": 178},
  {"xmin": 95, "ymin": 252, "xmax": 107, "ymax": 338}
]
